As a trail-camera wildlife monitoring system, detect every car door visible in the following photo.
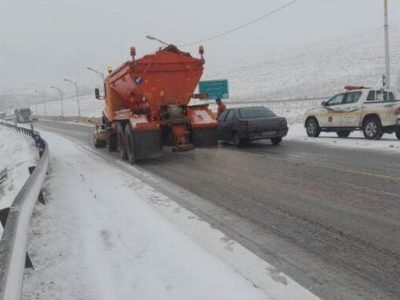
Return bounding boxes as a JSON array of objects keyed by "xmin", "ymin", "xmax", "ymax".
[
  {"xmin": 336, "ymin": 91, "xmax": 363, "ymax": 127},
  {"xmin": 218, "ymin": 109, "xmax": 237, "ymax": 140},
  {"xmin": 217, "ymin": 110, "xmax": 229, "ymax": 139},
  {"xmin": 220, "ymin": 109, "xmax": 237, "ymax": 141},
  {"xmin": 320, "ymin": 93, "xmax": 345, "ymax": 127}
]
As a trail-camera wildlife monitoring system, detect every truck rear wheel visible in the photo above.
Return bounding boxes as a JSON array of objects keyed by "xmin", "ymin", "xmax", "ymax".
[
  {"xmin": 107, "ymin": 131, "xmax": 117, "ymax": 152},
  {"xmin": 117, "ymin": 122, "xmax": 127, "ymax": 160},
  {"xmin": 125, "ymin": 124, "xmax": 136, "ymax": 164}
]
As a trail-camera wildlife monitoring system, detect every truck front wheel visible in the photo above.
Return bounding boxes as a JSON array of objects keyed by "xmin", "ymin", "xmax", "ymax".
[
  {"xmin": 363, "ymin": 117, "xmax": 383, "ymax": 140},
  {"xmin": 117, "ymin": 122, "xmax": 127, "ymax": 160},
  {"xmin": 125, "ymin": 124, "xmax": 136, "ymax": 164}
]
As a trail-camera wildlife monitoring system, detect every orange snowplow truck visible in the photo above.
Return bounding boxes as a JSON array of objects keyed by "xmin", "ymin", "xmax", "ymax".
[{"xmin": 94, "ymin": 44, "xmax": 217, "ymax": 163}]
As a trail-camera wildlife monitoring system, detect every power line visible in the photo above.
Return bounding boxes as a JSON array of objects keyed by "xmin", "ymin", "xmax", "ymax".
[{"xmin": 179, "ymin": 0, "xmax": 300, "ymax": 47}]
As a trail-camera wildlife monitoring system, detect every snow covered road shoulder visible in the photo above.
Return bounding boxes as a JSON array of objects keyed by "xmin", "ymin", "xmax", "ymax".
[
  {"xmin": 287, "ymin": 123, "xmax": 400, "ymax": 153},
  {"xmin": 23, "ymin": 131, "xmax": 318, "ymax": 300},
  {"xmin": 0, "ymin": 126, "xmax": 37, "ymax": 210}
]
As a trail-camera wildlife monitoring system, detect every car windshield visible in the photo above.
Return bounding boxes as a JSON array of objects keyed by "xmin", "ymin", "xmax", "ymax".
[{"xmin": 239, "ymin": 107, "xmax": 276, "ymax": 119}]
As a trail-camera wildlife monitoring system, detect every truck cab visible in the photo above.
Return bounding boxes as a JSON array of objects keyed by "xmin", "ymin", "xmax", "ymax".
[{"xmin": 304, "ymin": 86, "xmax": 400, "ymax": 140}]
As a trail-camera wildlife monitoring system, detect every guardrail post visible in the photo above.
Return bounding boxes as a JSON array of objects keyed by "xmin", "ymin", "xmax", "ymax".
[{"xmin": 28, "ymin": 166, "xmax": 45, "ymax": 205}]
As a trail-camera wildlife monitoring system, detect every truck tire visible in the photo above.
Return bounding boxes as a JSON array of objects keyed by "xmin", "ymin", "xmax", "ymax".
[
  {"xmin": 305, "ymin": 118, "xmax": 321, "ymax": 137},
  {"xmin": 117, "ymin": 122, "xmax": 127, "ymax": 160},
  {"xmin": 337, "ymin": 131, "xmax": 351, "ymax": 138},
  {"xmin": 107, "ymin": 131, "xmax": 117, "ymax": 152},
  {"xmin": 125, "ymin": 124, "xmax": 136, "ymax": 164},
  {"xmin": 363, "ymin": 117, "xmax": 383, "ymax": 140},
  {"xmin": 396, "ymin": 129, "xmax": 400, "ymax": 140},
  {"xmin": 271, "ymin": 137, "xmax": 282, "ymax": 145}
]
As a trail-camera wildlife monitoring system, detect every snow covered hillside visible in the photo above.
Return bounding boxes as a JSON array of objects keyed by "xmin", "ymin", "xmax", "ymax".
[{"xmin": 204, "ymin": 26, "xmax": 400, "ymax": 100}]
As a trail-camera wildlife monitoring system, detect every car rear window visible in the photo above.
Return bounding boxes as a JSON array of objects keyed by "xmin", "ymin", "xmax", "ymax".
[{"xmin": 239, "ymin": 107, "xmax": 276, "ymax": 119}]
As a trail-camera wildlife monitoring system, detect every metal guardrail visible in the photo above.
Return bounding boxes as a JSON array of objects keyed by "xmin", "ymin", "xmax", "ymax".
[{"xmin": 0, "ymin": 121, "xmax": 48, "ymax": 300}]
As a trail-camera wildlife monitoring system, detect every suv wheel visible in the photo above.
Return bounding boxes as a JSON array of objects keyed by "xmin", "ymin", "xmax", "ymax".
[
  {"xmin": 306, "ymin": 118, "xmax": 321, "ymax": 137},
  {"xmin": 271, "ymin": 137, "xmax": 282, "ymax": 145},
  {"xmin": 337, "ymin": 131, "xmax": 351, "ymax": 138},
  {"xmin": 363, "ymin": 117, "xmax": 383, "ymax": 140}
]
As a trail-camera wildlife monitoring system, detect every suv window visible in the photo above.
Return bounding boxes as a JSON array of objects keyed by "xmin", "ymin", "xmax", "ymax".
[
  {"xmin": 327, "ymin": 94, "xmax": 345, "ymax": 106},
  {"xmin": 343, "ymin": 91, "xmax": 362, "ymax": 104},
  {"xmin": 367, "ymin": 91, "xmax": 395, "ymax": 102}
]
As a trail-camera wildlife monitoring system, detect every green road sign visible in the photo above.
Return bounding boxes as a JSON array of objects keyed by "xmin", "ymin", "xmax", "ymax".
[{"xmin": 199, "ymin": 80, "xmax": 229, "ymax": 100}]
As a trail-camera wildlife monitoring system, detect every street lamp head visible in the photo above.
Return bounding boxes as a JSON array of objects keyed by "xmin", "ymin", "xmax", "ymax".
[{"xmin": 146, "ymin": 35, "xmax": 155, "ymax": 40}]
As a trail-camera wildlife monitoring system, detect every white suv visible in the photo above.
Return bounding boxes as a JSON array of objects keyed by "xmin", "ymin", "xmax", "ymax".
[{"xmin": 304, "ymin": 86, "xmax": 400, "ymax": 140}]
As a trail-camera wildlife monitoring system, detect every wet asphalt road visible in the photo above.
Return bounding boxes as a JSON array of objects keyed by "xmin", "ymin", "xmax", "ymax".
[{"xmin": 35, "ymin": 120, "xmax": 400, "ymax": 300}]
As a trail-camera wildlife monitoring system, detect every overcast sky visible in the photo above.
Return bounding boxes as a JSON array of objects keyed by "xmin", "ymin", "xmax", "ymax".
[{"xmin": 0, "ymin": 0, "xmax": 399, "ymax": 97}]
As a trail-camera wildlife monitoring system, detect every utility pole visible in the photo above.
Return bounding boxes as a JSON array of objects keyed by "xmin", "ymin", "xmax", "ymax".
[
  {"xmin": 51, "ymin": 86, "xmax": 64, "ymax": 120},
  {"xmin": 384, "ymin": 0, "xmax": 391, "ymax": 89}
]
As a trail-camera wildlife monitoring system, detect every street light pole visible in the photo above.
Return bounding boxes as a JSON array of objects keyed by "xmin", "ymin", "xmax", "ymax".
[
  {"xmin": 87, "ymin": 66, "xmax": 105, "ymax": 79},
  {"xmin": 384, "ymin": 0, "xmax": 391, "ymax": 89},
  {"xmin": 51, "ymin": 86, "xmax": 64, "ymax": 120},
  {"xmin": 64, "ymin": 78, "xmax": 81, "ymax": 122},
  {"xmin": 146, "ymin": 35, "xmax": 170, "ymax": 46}
]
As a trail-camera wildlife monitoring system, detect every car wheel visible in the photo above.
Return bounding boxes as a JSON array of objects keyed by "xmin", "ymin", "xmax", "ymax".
[
  {"xmin": 337, "ymin": 131, "xmax": 351, "ymax": 138},
  {"xmin": 363, "ymin": 117, "xmax": 382, "ymax": 140},
  {"xmin": 271, "ymin": 137, "xmax": 282, "ymax": 145},
  {"xmin": 306, "ymin": 118, "xmax": 321, "ymax": 137},
  {"xmin": 396, "ymin": 129, "xmax": 400, "ymax": 140},
  {"xmin": 125, "ymin": 124, "xmax": 136, "ymax": 164},
  {"xmin": 117, "ymin": 122, "xmax": 127, "ymax": 160},
  {"xmin": 233, "ymin": 132, "xmax": 241, "ymax": 147}
]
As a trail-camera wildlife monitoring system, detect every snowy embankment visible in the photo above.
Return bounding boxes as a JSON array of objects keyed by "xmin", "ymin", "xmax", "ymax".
[
  {"xmin": 0, "ymin": 126, "xmax": 37, "ymax": 210},
  {"xmin": 0, "ymin": 126, "xmax": 37, "ymax": 243},
  {"xmin": 23, "ymin": 131, "xmax": 318, "ymax": 300}
]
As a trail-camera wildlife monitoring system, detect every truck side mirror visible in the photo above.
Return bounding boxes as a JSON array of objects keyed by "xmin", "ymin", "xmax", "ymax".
[
  {"xmin": 95, "ymin": 88, "xmax": 100, "ymax": 100},
  {"xmin": 321, "ymin": 101, "xmax": 327, "ymax": 106}
]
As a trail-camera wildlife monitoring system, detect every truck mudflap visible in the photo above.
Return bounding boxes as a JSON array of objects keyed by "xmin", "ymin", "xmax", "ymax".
[
  {"xmin": 134, "ymin": 129, "xmax": 162, "ymax": 160},
  {"xmin": 187, "ymin": 104, "xmax": 218, "ymax": 147}
]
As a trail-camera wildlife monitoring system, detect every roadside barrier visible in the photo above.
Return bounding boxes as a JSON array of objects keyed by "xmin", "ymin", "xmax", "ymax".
[{"xmin": 0, "ymin": 121, "xmax": 49, "ymax": 300}]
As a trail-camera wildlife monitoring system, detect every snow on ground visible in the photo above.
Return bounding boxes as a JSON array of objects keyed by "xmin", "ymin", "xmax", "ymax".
[
  {"xmin": 23, "ymin": 130, "xmax": 318, "ymax": 300},
  {"xmin": 287, "ymin": 123, "xmax": 400, "ymax": 153},
  {"xmin": 0, "ymin": 126, "xmax": 37, "ymax": 210}
]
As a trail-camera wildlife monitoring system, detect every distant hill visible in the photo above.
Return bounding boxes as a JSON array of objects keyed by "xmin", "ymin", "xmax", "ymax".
[{"xmin": 204, "ymin": 26, "xmax": 400, "ymax": 101}]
